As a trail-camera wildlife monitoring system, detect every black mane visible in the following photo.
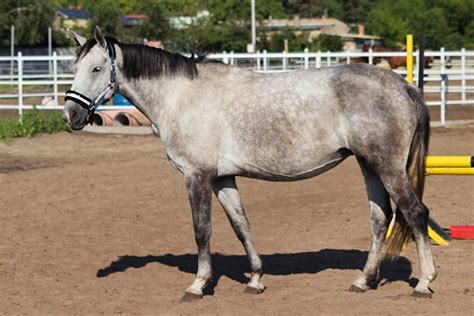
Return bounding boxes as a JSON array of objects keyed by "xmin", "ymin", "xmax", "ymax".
[{"xmin": 76, "ymin": 37, "xmax": 217, "ymax": 80}]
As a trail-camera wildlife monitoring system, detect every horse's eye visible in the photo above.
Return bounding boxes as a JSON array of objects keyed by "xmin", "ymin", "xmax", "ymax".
[{"xmin": 92, "ymin": 66, "xmax": 102, "ymax": 73}]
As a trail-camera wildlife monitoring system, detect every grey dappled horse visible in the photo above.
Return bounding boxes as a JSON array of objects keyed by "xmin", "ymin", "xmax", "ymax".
[{"xmin": 63, "ymin": 27, "xmax": 437, "ymax": 300}]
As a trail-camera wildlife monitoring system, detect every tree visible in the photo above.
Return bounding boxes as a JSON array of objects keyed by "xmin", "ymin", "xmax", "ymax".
[
  {"xmin": 170, "ymin": 0, "xmax": 286, "ymax": 52},
  {"xmin": 365, "ymin": 4, "xmax": 408, "ymax": 48},
  {"xmin": 0, "ymin": 0, "xmax": 55, "ymax": 47},
  {"xmin": 311, "ymin": 33, "xmax": 343, "ymax": 51},
  {"xmin": 337, "ymin": 0, "xmax": 382, "ymax": 24},
  {"xmin": 135, "ymin": 1, "xmax": 169, "ymax": 42},
  {"xmin": 83, "ymin": 0, "xmax": 122, "ymax": 37},
  {"xmin": 268, "ymin": 28, "xmax": 310, "ymax": 51},
  {"xmin": 162, "ymin": 0, "xmax": 200, "ymax": 17},
  {"xmin": 465, "ymin": 21, "xmax": 474, "ymax": 49},
  {"xmin": 282, "ymin": 0, "xmax": 342, "ymax": 19}
]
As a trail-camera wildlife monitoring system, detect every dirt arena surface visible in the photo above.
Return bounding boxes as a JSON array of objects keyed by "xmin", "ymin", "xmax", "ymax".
[{"xmin": 0, "ymin": 125, "xmax": 473, "ymax": 315}]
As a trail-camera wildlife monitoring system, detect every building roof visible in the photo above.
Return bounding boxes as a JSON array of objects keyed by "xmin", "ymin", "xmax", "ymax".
[
  {"xmin": 57, "ymin": 8, "xmax": 88, "ymax": 20},
  {"xmin": 339, "ymin": 33, "xmax": 381, "ymax": 40},
  {"xmin": 120, "ymin": 14, "xmax": 147, "ymax": 27},
  {"xmin": 259, "ymin": 17, "xmax": 341, "ymax": 31}
]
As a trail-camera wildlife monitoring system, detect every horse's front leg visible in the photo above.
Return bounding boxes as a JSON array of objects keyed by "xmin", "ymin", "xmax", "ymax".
[{"xmin": 182, "ymin": 172, "xmax": 213, "ymax": 301}]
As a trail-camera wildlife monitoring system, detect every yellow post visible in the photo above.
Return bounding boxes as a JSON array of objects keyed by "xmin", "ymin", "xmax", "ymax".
[{"xmin": 406, "ymin": 34, "xmax": 413, "ymax": 83}]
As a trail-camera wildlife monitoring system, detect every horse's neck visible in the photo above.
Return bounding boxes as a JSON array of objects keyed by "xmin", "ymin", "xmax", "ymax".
[
  {"xmin": 116, "ymin": 63, "xmax": 235, "ymax": 128},
  {"xmin": 117, "ymin": 76, "xmax": 183, "ymax": 126}
]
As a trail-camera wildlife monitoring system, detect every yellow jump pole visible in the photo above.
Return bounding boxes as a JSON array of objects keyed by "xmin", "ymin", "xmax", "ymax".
[
  {"xmin": 406, "ymin": 34, "xmax": 413, "ymax": 84},
  {"xmin": 426, "ymin": 156, "xmax": 473, "ymax": 168},
  {"xmin": 427, "ymin": 168, "xmax": 474, "ymax": 175}
]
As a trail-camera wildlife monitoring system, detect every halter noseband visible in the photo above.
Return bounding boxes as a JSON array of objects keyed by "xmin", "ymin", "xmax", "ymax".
[{"xmin": 65, "ymin": 39, "xmax": 117, "ymax": 123}]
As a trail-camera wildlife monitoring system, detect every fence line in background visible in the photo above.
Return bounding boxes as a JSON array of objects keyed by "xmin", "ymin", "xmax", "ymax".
[{"xmin": 0, "ymin": 48, "xmax": 472, "ymax": 125}]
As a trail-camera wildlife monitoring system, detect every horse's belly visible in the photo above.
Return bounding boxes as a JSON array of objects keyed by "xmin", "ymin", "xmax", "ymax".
[{"xmin": 217, "ymin": 148, "xmax": 351, "ymax": 181}]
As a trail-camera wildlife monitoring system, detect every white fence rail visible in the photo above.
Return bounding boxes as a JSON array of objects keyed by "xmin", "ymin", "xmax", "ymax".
[{"xmin": 0, "ymin": 48, "xmax": 473, "ymax": 126}]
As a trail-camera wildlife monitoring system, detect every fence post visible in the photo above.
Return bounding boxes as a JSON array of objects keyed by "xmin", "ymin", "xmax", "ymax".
[
  {"xmin": 222, "ymin": 51, "xmax": 229, "ymax": 64},
  {"xmin": 282, "ymin": 50, "xmax": 287, "ymax": 71},
  {"xmin": 53, "ymin": 52, "xmax": 58, "ymax": 106},
  {"xmin": 418, "ymin": 36, "xmax": 425, "ymax": 95},
  {"xmin": 461, "ymin": 48, "xmax": 466, "ymax": 105},
  {"xmin": 326, "ymin": 50, "xmax": 331, "ymax": 66},
  {"xmin": 414, "ymin": 49, "xmax": 419, "ymax": 85},
  {"xmin": 256, "ymin": 51, "xmax": 261, "ymax": 71},
  {"xmin": 440, "ymin": 47, "xmax": 446, "ymax": 124},
  {"xmin": 316, "ymin": 50, "xmax": 321, "ymax": 68},
  {"xmin": 263, "ymin": 50, "xmax": 267, "ymax": 71},
  {"xmin": 440, "ymin": 74, "xmax": 447, "ymax": 127},
  {"xmin": 368, "ymin": 47, "xmax": 373, "ymax": 65},
  {"xmin": 346, "ymin": 52, "xmax": 350, "ymax": 65},
  {"xmin": 18, "ymin": 52, "xmax": 23, "ymax": 122},
  {"xmin": 230, "ymin": 51, "xmax": 235, "ymax": 66},
  {"xmin": 304, "ymin": 48, "xmax": 309, "ymax": 70}
]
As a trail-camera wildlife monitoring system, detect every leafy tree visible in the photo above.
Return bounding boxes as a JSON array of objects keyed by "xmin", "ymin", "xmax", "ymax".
[
  {"xmin": 162, "ymin": 0, "xmax": 200, "ymax": 17},
  {"xmin": 135, "ymin": 1, "xmax": 170, "ymax": 42},
  {"xmin": 83, "ymin": 0, "xmax": 122, "ymax": 37},
  {"xmin": 465, "ymin": 21, "xmax": 474, "ymax": 49},
  {"xmin": 268, "ymin": 28, "xmax": 310, "ymax": 51},
  {"xmin": 365, "ymin": 4, "xmax": 408, "ymax": 48},
  {"xmin": 365, "ymin": 0, "xmax": 470, "ymax": 49},
  {"xmin": 206, "ymin": 0, "xmax": 286, "ymax": 22},
  {"xmin": 425, "ymin": 0, "xmax": 474, "ymax": 36},
  {"xmin": 311, "ymin": 33, "xmax": 342, "ymax": 51},
  {"xmin": 171, "ymin": 18, "xmax": 249, "ymax": 52},
  {"xmin": 282, "ymin": 0, "xmax": 342, "ymax": 19},
  {"xmin": 170, "ymin": 0, "xmax": 286, "ymax": 52},
  {"xmin": 337, "ymin": 0, "xmax": 382, "ymax": 24},
  {"xmin": 0, "ymin": 0, "xmax": 55, "ymax": 47}
]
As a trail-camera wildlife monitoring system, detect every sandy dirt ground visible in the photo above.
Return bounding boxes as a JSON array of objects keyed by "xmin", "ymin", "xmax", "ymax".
[{"xmin": 0, "ymin": 125, "xmax": 473, "ymax": 315}]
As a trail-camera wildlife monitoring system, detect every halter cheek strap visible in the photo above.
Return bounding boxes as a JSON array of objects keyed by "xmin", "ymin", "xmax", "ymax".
[{"xmin": 65, "ymin": 39, "xmax": 117, "ymax": 123}]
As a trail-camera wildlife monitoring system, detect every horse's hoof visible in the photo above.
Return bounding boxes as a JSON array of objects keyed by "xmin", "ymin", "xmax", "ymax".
[
  {"xmin": 180, "ymin": 291, "xmax": 203, "ymax": 303},
  {"xmin": 349, "ymin": 284, "xmax": 367, "ymax": 293},
  {"xmin": 244, "ymin": 285, "xmax": 264, "ymax": 294},
  {"xmin": 412, "ymin": 290, "xmax": 432, "ymax": 299}
]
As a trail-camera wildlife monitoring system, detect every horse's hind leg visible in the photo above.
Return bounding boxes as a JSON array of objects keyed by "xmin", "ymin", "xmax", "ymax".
[
  {"xmin": 212, "ymin": 176, "xmax": 264, "ymax": 293},
  {"xmin": 350, "ymin": 158, "xmax": 392, "ymax": 292},
  {"xmin": 181, "ymin": 172, "xmax": 213, "ymax": 301},
  {"xmin": 378, "ymin": 172, "xmax": 437, "ymax": 297}
]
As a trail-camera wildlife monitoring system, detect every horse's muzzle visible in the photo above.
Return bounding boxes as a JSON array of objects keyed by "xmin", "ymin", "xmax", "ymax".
[{"xmin": 63, "ymin": 101, "xmax": 88, "ymax": 130}]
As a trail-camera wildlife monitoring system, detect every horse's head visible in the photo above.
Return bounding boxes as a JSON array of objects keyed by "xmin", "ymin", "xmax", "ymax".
[
  {"xmin": 63, "ymin": 27, "xmax": 117, "ymax": 130},
  {"xmin": 425, "ymin": 56, "xmax": 434, "ymax": 69}
]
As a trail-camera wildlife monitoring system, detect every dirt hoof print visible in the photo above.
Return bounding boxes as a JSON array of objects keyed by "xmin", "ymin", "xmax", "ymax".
[
  {"xmin": 180, "ymin": 292, "xmax": 203, "ymax": 303},
  {"xmin": 412, "ymin": 290, "xmax": 432, "ymax": 299},
  {"xmin": 244, "ymin": 286, "xmax": 264, "ymax": 294},
  {"xmin": 348, "ymin": 284, "xmax": 367, "ymax": 293}
]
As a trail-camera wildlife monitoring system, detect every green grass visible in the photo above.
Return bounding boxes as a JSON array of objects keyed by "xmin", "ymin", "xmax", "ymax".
[{"xmin": 0, "ymin": 109, "xmax": 68, "ymax": 140}]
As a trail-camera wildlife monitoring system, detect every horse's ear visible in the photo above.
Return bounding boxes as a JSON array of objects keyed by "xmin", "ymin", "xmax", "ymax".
[
  {"xmin": 69, "ymin": 29, "xmax": 87, "ymax": 47},
  {"xmin": 94, "ymin": 26, "xmax": 107, "ymax": 49}
]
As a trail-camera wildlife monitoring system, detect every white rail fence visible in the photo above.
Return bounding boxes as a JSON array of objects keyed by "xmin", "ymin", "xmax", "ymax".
[{"xmin": 0, "ymin": 48, "xmax": 472, "ymax": 125}]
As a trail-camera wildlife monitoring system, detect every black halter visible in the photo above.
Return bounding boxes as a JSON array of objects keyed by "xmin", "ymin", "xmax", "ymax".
[{"xmin": 65, "ymin": 39, "xmax": 117, "ymax": 123}]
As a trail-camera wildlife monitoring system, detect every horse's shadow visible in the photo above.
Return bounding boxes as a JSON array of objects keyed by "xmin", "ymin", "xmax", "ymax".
[{"xmin": 96, "ymin": 249, "xmax": 414, "ymax": 295}]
